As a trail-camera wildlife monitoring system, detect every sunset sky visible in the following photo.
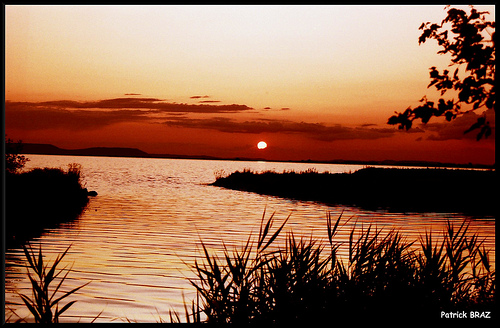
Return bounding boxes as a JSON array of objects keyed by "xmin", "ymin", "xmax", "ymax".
[{"xmin": 5, "ymin": 5, "xmax": 495, "ymax": 165}]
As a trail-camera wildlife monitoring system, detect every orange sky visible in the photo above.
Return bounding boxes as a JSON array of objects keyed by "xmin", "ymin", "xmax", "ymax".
[{"xmin": 4, "ymin": 5, "xmax": 495, "ymax": 165}]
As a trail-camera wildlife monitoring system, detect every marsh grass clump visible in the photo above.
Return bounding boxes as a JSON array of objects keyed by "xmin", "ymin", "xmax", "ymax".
[
  {"xmin": 6, "ymin": 163, "xmax": 91, "ymax": 248},
  {"xmin": 187, "ymin": 211, "xmax": 495, "ymax": 323},
  {"xmin": 9, "ymin": 244, "xmax": 89, "ymax": 323}
]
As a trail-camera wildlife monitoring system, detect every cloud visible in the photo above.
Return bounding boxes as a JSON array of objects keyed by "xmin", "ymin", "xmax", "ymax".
[
  {"xmin": 5, "ymin": 106, "xmax": 150, "ymax": 130},
  {"xmin": 199, "ymin": 100, "xmax": 221, "ymax": 103},
  {"xmin": 163, "ymin": 117, "xmax": 397, "ymax": 141},
  {"xmin": 5, "ymin": 97, "xmax": 407, "ymax": 143},
  {"xmin": 6, "ymin": 98, "xmax": 253, "ymax": 113},
  {"xmin": 423, "ymin": 109, "xmax": 495, "ymax": 141},
  {"xmin": 23, "ymin": 97, "xmax": 165, "ymax": 109},
  {"xmin": 5, "ymin": 98, "xmax": 254, "ymax": 130},
  {"xmin": 124, "ymin": 93, "xmax": 142, "ymax": 95},
  {"xmin": 190, "ymin": 95, "xmax": 210, "ymax": 99}
]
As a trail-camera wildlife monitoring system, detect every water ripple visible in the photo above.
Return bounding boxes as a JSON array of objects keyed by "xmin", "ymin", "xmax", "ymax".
[{"xmin": 5, "ymin": 155, "xmax": 495, "ymax": 323}]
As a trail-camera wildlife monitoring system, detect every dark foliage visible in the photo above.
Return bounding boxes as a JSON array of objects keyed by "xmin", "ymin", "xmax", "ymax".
[
  {"xmin": 211, "ymin": 167, "xmax": 496, "ymax": 215},
  {"xmin": 5, "ymin": 164, "xmax": 90, "ymax": 248},
  {"xmin": 5, "ymin": 135, "xmax": 30, "ymax": 174},
  {"xmin": 388, "ymin": 6, "xmax": 495, "ymax": 140}
]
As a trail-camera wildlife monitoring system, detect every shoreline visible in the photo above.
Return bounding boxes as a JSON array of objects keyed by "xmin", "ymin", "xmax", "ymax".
[
  {"xmin": 211, "ymin": 167, "xmax": 496, "ymax": 216},
  {"xmin": 5, "ymin": 166, "xmax": 94, "ymax": 249},
  {"xmin": 20, "ymin": 143, "xmax": 495, "ymax": 170}
]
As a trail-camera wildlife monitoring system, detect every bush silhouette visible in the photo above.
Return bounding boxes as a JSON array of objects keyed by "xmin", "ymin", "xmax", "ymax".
[{"xmin": 6, "ymin": 164, "xmax": 90, "ymax": 248}]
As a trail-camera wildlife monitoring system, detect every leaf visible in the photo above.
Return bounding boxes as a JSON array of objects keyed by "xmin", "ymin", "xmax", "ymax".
[
  {"xmin": 429, "ymin": 23, "xmax": 440, "ymax": 31},
  {"xmin": 20, "ymin": 294, "xmax": 42, "ymax": 323},
  {"xmin": 27, "ymin": 274, "xmax": 44, "ymax": 303},
  {"xmin": 257, "ymin": 207, "xmax": 267, "ymax": 248},
  {"xmin": 44, "ymin": 265, "xmax": 57, "ymax": 293},
  {"xmin": 404, "ymin": 120, "xmax": 412, "ymax": 130},
  {"xmin": 484, "ymin": 124, "xmax": 491, "ymax": 138},
  {"xmin": 54, "ymin": 300, "xmax": 77, "ymax": 319},
  {"xmin": 327, "ymin": 211, "xmax": 343, "ymax": 247},
  {"xmin": 464, "ymin": 117, "xmax": 486, "ymax": 134},
  {"xmin": 413, "ymin": 105, "xmax": 433, "ymax": 123},
  {"xmin": 49, "ymin": 267, "xmax": 71, "ymax": 304},
  {"xmin": 37, "ymin": 245, "xmax": 44, "ymax": 277},
  {"xmin": 261, "ymin": 213, "xmax": 291, "ymax": 253},
  {"xmin": 429, "ymin": 66, "xmax": 439, "ymax": 78},
  {"xmin": 50, "ymin": 281, "xmax": 90, "ymax": 308},
  {"xmin": 22, "ymin": 245, "xmax": 36, "ymax": 275},
  {"xmin": 387, "ymin": 115, "xmax": 400, "ymax": 125},
  {"xmin": 470, "ymin": 9, "xmax": 480, "ymax": 20},
  {"xmin": 258, "ymin": 212, "xmax": 275, "ymax": 250},
  {"xmin": 349, "ymin": 227, "xmax": 355, "ymax": 263},
  {"xmin": 476, "ymin": 124, "xmax": 491, "ymax": 141}
]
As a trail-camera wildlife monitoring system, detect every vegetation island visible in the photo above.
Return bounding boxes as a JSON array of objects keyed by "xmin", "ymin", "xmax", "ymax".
[
  {"xmin": 5, "ymin": 138, "xmax": 96, "ymax": 249},
  {"xmin": 211, "ymin": 167, "xmax": 496, "ymax": 216}
]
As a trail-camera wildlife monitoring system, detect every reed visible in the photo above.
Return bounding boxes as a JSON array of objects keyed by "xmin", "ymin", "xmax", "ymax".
[
  {"xmin": 13, "ymin": 243, "xmax": 89, "ymax": 323},
  {"xmin": 186, "ymin": 211, "xmax": 495, "ymax": 323},
  {"xmin": 9, "ymin": 211, "xmax": 494, "ymax": 323}
]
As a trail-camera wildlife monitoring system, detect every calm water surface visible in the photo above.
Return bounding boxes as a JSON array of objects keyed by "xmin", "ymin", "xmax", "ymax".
[{"xmin": 4, "ymin": 155, "xmax": 495, "ymax": 322}]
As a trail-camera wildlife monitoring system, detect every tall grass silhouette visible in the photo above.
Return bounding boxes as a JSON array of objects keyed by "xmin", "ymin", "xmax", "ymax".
[
  {"xmin": 9, "ymin": 211, "xmax": 494, "ymax": 323},
  {"xmin": 10, "ymin": 244, "xmax": 90, "ymax": 323},
  {"xmin": 186, "ymin": 210, "xmax": 495, "ymax": 323}
]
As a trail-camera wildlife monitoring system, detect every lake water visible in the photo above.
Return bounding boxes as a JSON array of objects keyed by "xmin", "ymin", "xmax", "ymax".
[{"xmin": 4, "ymin": 155, "xmax": 495, "ymax": 322}]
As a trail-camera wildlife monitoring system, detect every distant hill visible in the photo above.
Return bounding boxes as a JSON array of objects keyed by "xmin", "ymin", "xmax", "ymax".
[
  {"xmin": 20, "ymin": 143, "xmax": 265, "ymax": 161},
  {"xmin": 21, "ymin": 143, "xmax": 63, "ymax": 155},
  {"xmin": 21, "ymin": 143, "xmax": 149, "ymax": 158},
  {"xmin": 19, "ymin": 143, "xmax": 494, "ymax": 169}
]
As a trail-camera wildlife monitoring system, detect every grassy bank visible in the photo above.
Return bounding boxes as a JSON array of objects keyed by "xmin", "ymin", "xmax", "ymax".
[
  {"xmin": 5, "ymin": 164, "xmax": 93, "ymax": 248},
  {"xmin": 211, "ymin": 167, "xmax": 496, "ymax": 215}
]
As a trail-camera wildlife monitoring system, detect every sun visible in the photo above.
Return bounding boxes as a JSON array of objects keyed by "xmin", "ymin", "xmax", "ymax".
[{"xmin": 257, "ymin": 141, "xmax": 267, "ymax": 150}]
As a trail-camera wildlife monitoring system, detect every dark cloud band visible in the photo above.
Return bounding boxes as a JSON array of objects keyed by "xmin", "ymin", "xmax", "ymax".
[
  {"xmin": 163, "ymin": 117, "xmax": 398, "ymax": 141},
  {"xmin": 10, "ymin": 97, "xmax": 486, "ymax": 143},
  {"xmin": 5, "ymin": 98, "xmax": 253, "ymax": 130},
  {"xmin": 6, "ymin": 98, "xmax": 252, "ymax": 113}
]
